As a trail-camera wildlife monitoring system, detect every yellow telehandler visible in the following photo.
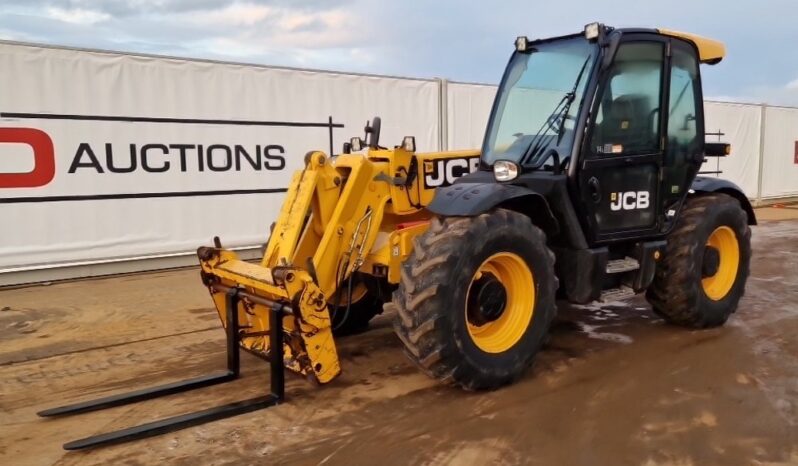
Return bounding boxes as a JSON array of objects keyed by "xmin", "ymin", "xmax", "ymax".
[
  {"xmin": 42, "ymin": 23, "xmax": 756, "ymax": 450},
  {"xmin": 196, "ymin": 127, "xmax": 481, "ymax": 385}
]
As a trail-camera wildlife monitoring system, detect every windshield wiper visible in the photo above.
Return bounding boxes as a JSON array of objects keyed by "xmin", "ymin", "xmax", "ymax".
[
  {"xmin": 518, "ymin": 94, "xmax": 570, "ymax": 166},
  {"xmin": 555, "ymin": 55, "xmax": 592, "ymax": 143},
  {"xmin": 519, "ymin": 55, "xmax": 592, "ymax": 166}
]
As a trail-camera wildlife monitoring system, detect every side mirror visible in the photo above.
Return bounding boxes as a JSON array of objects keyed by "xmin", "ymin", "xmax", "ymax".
[
  {"xmin": 350, "ymin": 137, "xmax": 364, "ymax": 152},
  {"xmin": 365, "ymin": 117, "xmax": 382, "ymax": 149}
]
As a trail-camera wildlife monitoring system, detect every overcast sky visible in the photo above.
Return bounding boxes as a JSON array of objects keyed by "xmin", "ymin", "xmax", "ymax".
[{"xmin": 2, "ymin": 0, "xmax": 797, "ymax": 106}]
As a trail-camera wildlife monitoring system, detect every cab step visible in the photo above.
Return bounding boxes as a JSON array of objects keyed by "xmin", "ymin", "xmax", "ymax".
[
  {"xmin": 606, "ymin": 257, "xmax": 640, "ymax": 274},
  {"xmin": 599, "ymin": 286, "xmax": 637, "ymax": 302}
]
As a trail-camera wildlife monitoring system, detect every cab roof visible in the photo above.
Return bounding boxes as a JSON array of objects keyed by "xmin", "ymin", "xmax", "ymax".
[
  {"xmin": 523, "ymin": 25, "xmax": 726, "ymax": 65},
  {"xmin": 656, "ymin": 28, "xmax": 726, "ymax": 64}
]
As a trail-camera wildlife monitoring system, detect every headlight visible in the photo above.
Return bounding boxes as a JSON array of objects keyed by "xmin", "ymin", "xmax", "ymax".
[{"xmin": 493, "ymin": 160, "xmax": 519, "ymax": 182}]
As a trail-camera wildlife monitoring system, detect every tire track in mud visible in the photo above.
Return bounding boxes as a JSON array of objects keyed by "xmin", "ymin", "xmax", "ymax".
[
  {"xmin": 733, "ymin": 221, "xmax": 798, "ymax": 427},
  {"xmin": 0, "ymin": 325, "xmax": 219, "ymax": 367}
]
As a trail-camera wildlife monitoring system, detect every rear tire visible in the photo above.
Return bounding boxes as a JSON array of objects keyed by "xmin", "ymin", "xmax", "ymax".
[
  {"xmin": 389, "ymin": 209, "xmax": 557, "ymax": 390},
  {"xmin": 646, "ymin": 193, "xmax": 751, "ymax": 328}
]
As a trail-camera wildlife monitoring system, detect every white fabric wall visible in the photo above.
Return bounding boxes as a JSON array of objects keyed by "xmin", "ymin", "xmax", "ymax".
[
  {"xmin": 0, "ymin": 42, "xmax": 440, "ymax": 273},
  {"xmin": 761, "ymin": 106, "xmax": 798, "ymax": 198},
  {"xmin": 702, "ymin": 102, "xmax": 762, "ymax": 196},
  {"xmin": 447, "ymin": 82, "xmax": 495, "ymax": 150},
  {"xmin": 2, "ymin": 41, "xmax": 798, "ymax": 284}
]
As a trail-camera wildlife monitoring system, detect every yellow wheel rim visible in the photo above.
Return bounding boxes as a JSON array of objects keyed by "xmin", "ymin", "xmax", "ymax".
[
  {"xmin": 466, "ymin": 252, "xmax": 535, "ymax": 354},
  {"xmin": 702, "ymin": 226, "xmax": 740, "ymax": 301}
]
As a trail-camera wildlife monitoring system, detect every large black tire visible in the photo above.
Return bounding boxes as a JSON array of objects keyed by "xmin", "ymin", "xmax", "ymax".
[
  {"xmin": 646, "ymin": 193, "xmax": 751, "ymax": 328},
  {"xmin": 388, "ymin": 209, "xmax": 557, "ymax": 390}
]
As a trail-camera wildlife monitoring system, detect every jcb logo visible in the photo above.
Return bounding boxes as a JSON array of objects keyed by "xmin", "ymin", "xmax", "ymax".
[
  {"xmin": 610, "ymin": 191, "xmax": 650, "ymax": 211},
  {"xmin": 423, "ymin": 156, "xmax": 479, "ymax": 188},
  {"xmin": 0, "ymin": 128, "xmax": 55, "ymax": 188}
]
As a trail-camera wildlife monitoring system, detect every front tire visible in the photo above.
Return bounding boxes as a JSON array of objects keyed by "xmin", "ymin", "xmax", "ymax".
[
  {"xmin": 389, "ymin": 209, "xmax": 557, "ymax": 390},
  {"xmin": 646, "ymin": 193, "xmax": 752, "ymax": 328},
  {"xmin": 330, "ymin": 275, "xmax": 383, "ymax": 336}
]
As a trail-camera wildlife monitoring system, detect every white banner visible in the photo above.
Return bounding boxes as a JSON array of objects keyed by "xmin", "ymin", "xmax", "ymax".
[{"xmin": 0, "ymin": 42, "xmax": 440, "ymax": 273}]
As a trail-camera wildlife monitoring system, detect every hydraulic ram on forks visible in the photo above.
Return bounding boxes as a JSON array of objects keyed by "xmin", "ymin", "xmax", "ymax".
[{"xmin": 38, "ymin": 287, "xmax": 287, "ymax": 450}]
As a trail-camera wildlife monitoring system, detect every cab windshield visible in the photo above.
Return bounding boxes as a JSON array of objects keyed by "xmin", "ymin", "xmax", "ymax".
[{"xmin": 482, "ymin": 37, "xmax": 598, "ymax": 167}]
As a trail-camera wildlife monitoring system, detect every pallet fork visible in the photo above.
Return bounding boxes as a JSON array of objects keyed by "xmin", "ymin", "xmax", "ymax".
[{"xmin": 38, "ymin": 287, "xmax": 287, "ymax": 450}]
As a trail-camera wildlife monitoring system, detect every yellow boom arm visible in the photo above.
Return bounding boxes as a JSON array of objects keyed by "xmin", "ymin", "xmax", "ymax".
[{"xmin": 198, "ymin": 146, "xmax": 479, "ymax": 383}]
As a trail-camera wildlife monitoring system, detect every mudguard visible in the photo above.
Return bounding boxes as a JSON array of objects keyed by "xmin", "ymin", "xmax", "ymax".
[
  {"xmin": 428, "ymin": 182, "xmax": 559, "ymax": 233},
  {"xmin": 691, "ymin": 176, "xmax": 757, "ymax": 225}
]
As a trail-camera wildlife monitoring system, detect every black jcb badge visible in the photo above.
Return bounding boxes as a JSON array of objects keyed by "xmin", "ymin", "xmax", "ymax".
[{"xmin": 423, "ymin": 157, "xmax": 479, "ymax": 188}]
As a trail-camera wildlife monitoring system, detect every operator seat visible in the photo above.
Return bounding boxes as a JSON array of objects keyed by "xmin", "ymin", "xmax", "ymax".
[{"xmin": 597, "ymin": 94, "xmax": 654, "ymax": 154}]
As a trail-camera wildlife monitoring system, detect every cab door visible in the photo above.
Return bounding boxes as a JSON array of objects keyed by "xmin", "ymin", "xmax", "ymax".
[
  {"xmin": 578, "ymin": 36, "xmax": 667, "ymax": 243},
  {"xmin": 659, "ymin": 39, "xmax": 705, "ymax": 232}
]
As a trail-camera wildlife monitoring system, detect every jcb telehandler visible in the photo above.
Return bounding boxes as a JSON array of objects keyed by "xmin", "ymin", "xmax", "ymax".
[{"xmin": 43, "ymin": 23, "xmax": 755, "ymax": 449}]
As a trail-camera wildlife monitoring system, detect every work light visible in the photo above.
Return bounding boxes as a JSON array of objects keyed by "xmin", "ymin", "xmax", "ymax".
[
  {"xmin": 350, "ymin": 137, "xmax": 364, "ymax": 152},
  {"xmin": 493, "ymin": 160, "xmax": 519, "ymax": 182},
  {"xmin": 515, "ymin": 36, "xmax": 529, "ymax": 53},
  {"xmin": 401, "ymin": 136, "xmax": 416, "ymax": 152},
  {"xmin": 584, "ymin": 22, "xmax": 601, "ymax": 40}
]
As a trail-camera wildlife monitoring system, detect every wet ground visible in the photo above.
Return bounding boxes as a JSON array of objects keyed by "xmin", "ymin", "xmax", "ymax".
[{"xmin": 1, "ymin": 209, "xmax": 797, "ymax": 466}]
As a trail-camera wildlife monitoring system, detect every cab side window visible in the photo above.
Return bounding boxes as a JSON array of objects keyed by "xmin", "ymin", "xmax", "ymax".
[
  {"xmin": 590, "ymin": 42, "xmax": 664, "ymax": 156},
  {"xmin": 660, "ymin": 43, "xmax": 702, "ymax": 209},
  {"xmin": 666, "ymin": 47, "xmax": 700, "ymax": 166}
]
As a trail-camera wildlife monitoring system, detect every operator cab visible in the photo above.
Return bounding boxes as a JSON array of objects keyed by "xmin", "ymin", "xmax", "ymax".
[{"xmin": 470, "ymin": 23, "xmax": 728, "ymax": 244}]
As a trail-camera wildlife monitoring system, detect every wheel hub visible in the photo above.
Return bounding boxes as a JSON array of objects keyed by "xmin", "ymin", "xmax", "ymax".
[
  {"xmin": 702, "ymin": 245, "xmax": 720, "ymax": 277},
  {"xmin": 467, "ymin": 272, "xmax": 507, "ymax": 326},
  {"xmin": 702, "ymin": 225, "xmax": 741, "ymax": 301}
]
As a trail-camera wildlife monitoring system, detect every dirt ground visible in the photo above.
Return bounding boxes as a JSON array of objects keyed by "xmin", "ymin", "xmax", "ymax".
[{"xmin": 1, "ymin": 210, "xmax": 798, "ymax": 466}]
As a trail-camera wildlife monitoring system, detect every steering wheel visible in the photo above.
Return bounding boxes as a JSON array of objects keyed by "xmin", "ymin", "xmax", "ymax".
[{"xmin": 539, "ymin": 148, "xmax": 563, "ymax": 174}]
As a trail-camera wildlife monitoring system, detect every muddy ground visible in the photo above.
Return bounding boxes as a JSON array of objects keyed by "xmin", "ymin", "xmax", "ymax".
[{"xmin": 1, "ymin": 208, "xmax": 797, "ymax": 465}]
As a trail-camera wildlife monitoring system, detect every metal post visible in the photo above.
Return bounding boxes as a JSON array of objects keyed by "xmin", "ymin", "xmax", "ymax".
[
  {"xmin": 756, "ymin": 103, "xmax": 768, "ymax": 205},
  {"xmin": 270, "ymin": 305, "xmax": 285, "ymax": 401},
  {"xmin": 225, "ymin": 287, "xmax": 240, "ymax": 375},
  {"xmin": 438, "ymin": 78, "xmax": 449, "ymax": 152},
  {"xmin": 328, "ymin": 115, "xmax": 335, "ymax": 157}
]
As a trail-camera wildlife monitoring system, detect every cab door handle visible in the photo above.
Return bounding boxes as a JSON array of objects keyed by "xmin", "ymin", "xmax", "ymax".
[{"xmin": 588, "ymin": 177, "xmax": 601, "ymax": 203}]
